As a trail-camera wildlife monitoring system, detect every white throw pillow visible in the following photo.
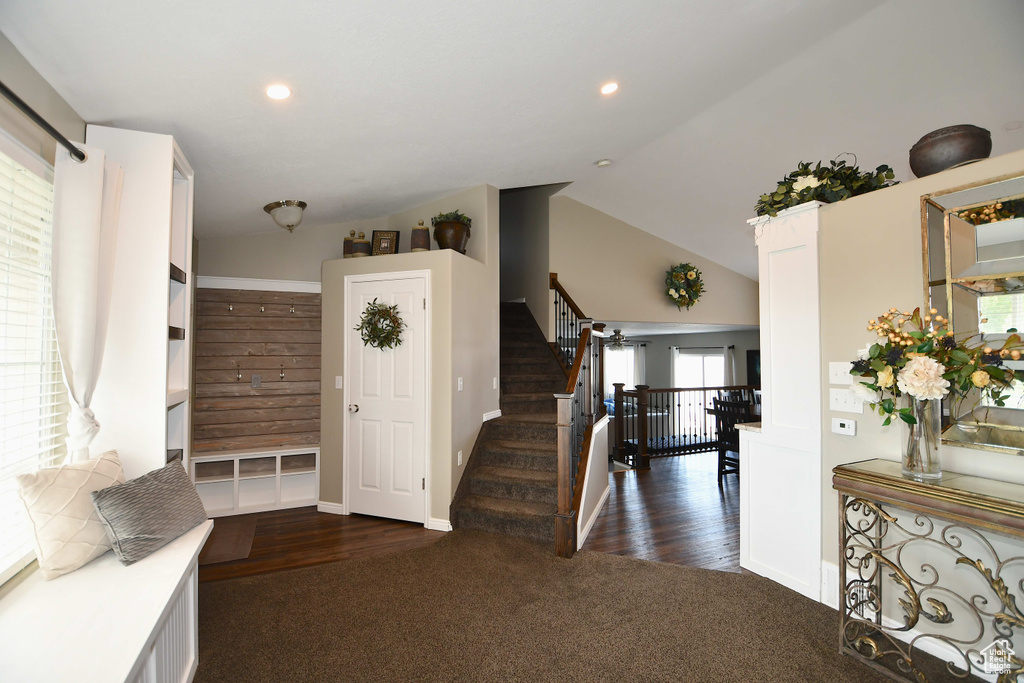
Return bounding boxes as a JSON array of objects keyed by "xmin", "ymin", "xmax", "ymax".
[{"xmin": 16, "ymin": 450, "xmax": 126, "ymax": 580}]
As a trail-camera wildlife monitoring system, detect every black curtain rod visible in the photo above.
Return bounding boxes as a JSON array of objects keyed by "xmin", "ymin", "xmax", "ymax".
[
  {"xmin": 672, "ymin": 345, "xmax": 736, "ymax": 350},
  {"xmin": 0, "ymin": 79, "xmax": 86, "ymax": 162}
]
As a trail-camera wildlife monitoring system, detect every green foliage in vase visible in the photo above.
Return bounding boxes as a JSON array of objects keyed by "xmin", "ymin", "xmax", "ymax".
[
  {"xmin": 431, "ymin": 210, "xmax": 472, "ymax": 227},
  {"xmin": 755, "ymin": 157, "xmax": 897, "ymax": 217}
]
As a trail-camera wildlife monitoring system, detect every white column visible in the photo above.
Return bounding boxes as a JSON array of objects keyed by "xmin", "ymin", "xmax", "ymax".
[{"xmin": 740, "ymin": 201, "xmax": 823, "ymax": 600}]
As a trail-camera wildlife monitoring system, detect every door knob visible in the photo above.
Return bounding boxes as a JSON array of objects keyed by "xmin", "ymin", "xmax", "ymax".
[{"xmin": 349, "ymin": 404, "xmax": 360, "ymax": 413}]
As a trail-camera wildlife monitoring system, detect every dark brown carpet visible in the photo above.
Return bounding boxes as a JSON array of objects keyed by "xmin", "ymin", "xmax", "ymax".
[
  {"xmin": 196, "ymin": 530, "xmax": 887, "ymax": 682},
  {"xmin": 199, "ymin": 515, "xmax": 257, "ymax": 565}
]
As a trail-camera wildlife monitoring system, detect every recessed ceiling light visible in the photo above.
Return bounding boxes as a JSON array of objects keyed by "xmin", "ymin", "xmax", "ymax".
[
  {"xmin": 1005, "ymin": 121, "xmax": 1023, "ymax": 132},
  {"xmin": 600, "ymin": 82, "xmax": 618, "ymax": 95},
  {"xmin": 265, "ymin": 84, "xmax": 292, "ymax": 100},
  {"xmin": 596, "ymin": 159, "xmax": 612, "ymax": 168}
]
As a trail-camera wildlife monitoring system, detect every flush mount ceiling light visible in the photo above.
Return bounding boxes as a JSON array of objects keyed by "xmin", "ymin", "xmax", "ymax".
[
  {"xmin": 608, "ymin": 329, "xmax": 627, "ymax": 347},
  {"xmin": 263, "ymin": 200, "xmax": 307, "ymax": 232},
  {"xmin": 265, "ymin": 84, "xmax": 292, "ymax": 100},
  {"xmin": 596, "ymin": 159, "xmax": 612, "ymax": 168},
  {"xmin": 600, "ymin": 82, "xmax": 618, "ymax": 95}
]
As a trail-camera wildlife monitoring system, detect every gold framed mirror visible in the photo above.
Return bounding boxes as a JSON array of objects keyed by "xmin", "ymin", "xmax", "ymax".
[{"xmin": 922, "ymin": 171, "xmax": 1024, "ymax": 453}]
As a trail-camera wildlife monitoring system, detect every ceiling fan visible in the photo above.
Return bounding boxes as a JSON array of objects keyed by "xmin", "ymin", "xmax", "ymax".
[{"xmin": 604, "ymin": 329, "xmax": 649, "ymax": 348}]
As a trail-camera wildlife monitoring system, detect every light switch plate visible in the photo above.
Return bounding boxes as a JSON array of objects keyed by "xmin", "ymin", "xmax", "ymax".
[
  {"xmin": 493, "ymin": 377, "xmax": 498, "ymax": 390},
  {"xmin": 829, "ymin": 361, "xmax": 854, "ymax": 385},
  {"xmin": 457, "ymin": 450, "xmax": 463, "ymax": 466},
  {"xmin": 830, "ymin": 387, "xmax": 863, "ymax": 414},
  {"xmin": 457, "ymin": 377, "xmax": 464, "ymax": 391},
  {"xmin": 832, "ymin": 417, "xmax": 857, "ymax": 436},
  {"xmin": 335, "ymin": 376, "xmax": 343, "ymax": 390}
]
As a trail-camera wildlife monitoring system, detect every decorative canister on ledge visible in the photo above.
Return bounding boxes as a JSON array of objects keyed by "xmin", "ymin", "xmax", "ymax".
[
  {"xmin": 350, "ymin": 232, "xmax": 371, "ymax": 257},
  {"xmin": 410, "ymin": 220, "xmax": 431, "ymax": 252},
  {"xmin": 343, "ymin": 230, "xmax": 355, "ymax": 258},
  {"xmin": 909, "ymin": 124, "xmax": 992, "ymax": 178}
]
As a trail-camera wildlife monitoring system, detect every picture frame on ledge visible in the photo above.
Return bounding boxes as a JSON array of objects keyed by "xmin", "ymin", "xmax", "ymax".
[{"xmin": 371, "ymin": 230, "xmax": 399, "ymax": 255}]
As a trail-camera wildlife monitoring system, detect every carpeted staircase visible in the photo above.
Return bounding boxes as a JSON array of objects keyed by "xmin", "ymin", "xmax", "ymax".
[{"xmin": 450, "ymin": 302, "xmax": 566, "ymax": 543}]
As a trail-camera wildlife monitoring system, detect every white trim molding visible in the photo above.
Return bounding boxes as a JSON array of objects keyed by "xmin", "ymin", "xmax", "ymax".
[
  {"xmin": 426, "ymin": 518, "xmax": 452, "ymax": 532},
  {"xmin": 196, "ymin": 275, "xmax": 321, "ymax": 293},
  {"xmin": 483, "ymin": 409, "xmax": 502, "ymax": 422},
  {"xmin": 317, "ymin": 501, "xmax": 347, "ymax": 515},
  {"xmin": 578, "ymin": 486, "xmax": 610, "ymax": 548}
]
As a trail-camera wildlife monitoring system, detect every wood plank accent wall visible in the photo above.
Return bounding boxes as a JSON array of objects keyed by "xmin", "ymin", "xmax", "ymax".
[{"xmin": 193, "ymin": 288, "xmax": 321, "ymax": 452}]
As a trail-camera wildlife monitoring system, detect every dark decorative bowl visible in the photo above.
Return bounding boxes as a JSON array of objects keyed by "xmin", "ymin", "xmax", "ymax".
[{"xmin": 909, "ymin": 124, "xmax": 992, "ymax": 178}]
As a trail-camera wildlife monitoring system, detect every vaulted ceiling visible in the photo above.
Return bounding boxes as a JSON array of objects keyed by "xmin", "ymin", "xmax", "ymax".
[{"xmin": 1, "ymin": 0, "xmax": 1022, "ymax": 280}]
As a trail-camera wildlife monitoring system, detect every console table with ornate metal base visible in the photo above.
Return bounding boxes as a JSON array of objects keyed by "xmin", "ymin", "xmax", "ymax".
[{"xmin": 833, "ymin": 459, "xmax": 1024, "ymax": 682}]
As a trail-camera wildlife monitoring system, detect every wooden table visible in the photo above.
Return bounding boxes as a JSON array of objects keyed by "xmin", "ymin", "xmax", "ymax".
[{"xmin": 832, "ymin": 459, "xmax": 1024, "ymax": 681}]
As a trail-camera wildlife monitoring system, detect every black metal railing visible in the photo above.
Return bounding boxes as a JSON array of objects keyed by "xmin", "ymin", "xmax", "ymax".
[
  {"xmin": 612, "ymin": 384, "xmax": 759, "ymax": 467},
  {"xmin": 550, "ymin": 273, "xmax": 585, "ymax": 370}
]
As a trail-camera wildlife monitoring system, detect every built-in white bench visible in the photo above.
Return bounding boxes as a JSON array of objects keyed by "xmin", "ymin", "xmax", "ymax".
[{"xmin": 0, "ymin": 520, "xmax": 213, "ymax": 682}]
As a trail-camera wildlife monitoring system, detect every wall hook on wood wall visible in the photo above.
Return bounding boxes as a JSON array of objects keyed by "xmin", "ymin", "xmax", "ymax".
[
  {"xmin": 280, "ymin": 365, "xmax": 285, "ymax": 380},
  {"xmin": 290, "ymin": 302, "xmax": 295, "ymax": 314},
  {"xmin": 259, "ymin": 297, "xmax": 265, "ymax": 313},
  {"xmin": 228, "ymin": 303, "xmax": 233, "ymax": 311},
  {"xmin": 236, "ymin": 364, "xmax": 242, "ymax": 381}
]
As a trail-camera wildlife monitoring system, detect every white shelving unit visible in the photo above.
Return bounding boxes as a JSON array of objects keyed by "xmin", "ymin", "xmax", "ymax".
[
  {"xmin": 191, "ymin": 447, "xmax": 320, "ymax": 517},
  {"xmin": 86, "ymin": 126, "xmax": 195, "ymax": 480}
]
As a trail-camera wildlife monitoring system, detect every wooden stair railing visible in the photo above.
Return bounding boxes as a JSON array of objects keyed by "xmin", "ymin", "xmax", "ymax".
[{"xmin": 548, "ymin": 273, "xmax": 607, "ymax": 559}]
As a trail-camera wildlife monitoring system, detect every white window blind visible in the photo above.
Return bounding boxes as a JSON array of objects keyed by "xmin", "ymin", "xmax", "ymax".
[{"xmin": 0, "ymin": 135, "xmax": 68, "ymax": 584}]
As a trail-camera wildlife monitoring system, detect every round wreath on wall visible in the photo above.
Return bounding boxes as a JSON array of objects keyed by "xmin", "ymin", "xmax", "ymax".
[
  {"xmin": 355, "ymin": 298, "xmax": 406, "ymax": 349},
  {"xmin": 665, "ymin": 263, "xmax": 704, "ymax": 310}
]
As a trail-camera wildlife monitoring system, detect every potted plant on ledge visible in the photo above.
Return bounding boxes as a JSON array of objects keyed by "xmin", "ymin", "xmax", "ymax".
[{"xmin": 431, "ymin": 210, "xmax": 472, "ymax": 254}]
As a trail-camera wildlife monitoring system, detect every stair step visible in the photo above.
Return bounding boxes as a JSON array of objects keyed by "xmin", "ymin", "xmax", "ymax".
[
  {"xmin": 470, "ymin": 466, "xmax": 558, "ymax": 505},
  {"xmin": 501, "ymin": 360, "xmax": 564, "ymax": 376},
  {"xmin": 481, "ymin": 439, "xmax": 557, "ymax": 471},
  {"xmin": 502, "ymin": 392, "xmax": 559, "ymax": 415},
  {"xmin": 451, "ymin": 494, "xmax": 555, "ymax": 543},
  {"xmin": 502, "ymin": 378, "xmax": 565, "ymax": 394}
]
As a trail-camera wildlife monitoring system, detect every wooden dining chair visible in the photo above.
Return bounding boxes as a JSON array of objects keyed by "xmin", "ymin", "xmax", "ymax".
[{"xmin": 712, "ymin": 398, "xmax": 747, "ymax": 487}]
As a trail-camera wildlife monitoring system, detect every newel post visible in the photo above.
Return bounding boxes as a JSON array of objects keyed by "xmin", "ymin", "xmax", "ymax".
[
  {"xmin": 636, "ymin": 384, "xmax": 651, "ymax": 471},
  {"xmin": 554, "ymin": 392, "xmax": 577, "ymax": 558}
]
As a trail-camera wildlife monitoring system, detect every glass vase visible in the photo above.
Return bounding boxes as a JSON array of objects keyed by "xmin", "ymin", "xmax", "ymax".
[{"xmin": 901, "ymin": 397, "xmax": 942, "ymax": 480}]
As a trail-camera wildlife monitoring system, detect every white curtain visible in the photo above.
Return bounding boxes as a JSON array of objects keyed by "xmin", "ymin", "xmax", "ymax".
[
  {"xmin": 52, "ymin": 143, "xmax": 123, "ymax": 461},
  {"xmin": 723, "ymin": 345, "xmax": 736, "ymax": 385},
  {"xmin": 633, "ymin": 343, "xmax": 646, "ymax": 387}
]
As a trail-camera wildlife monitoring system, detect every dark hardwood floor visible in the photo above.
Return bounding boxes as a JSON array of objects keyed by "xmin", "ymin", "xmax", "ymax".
[
  {"xmin": 198, "ymin": 450, "xmax": 738, "ymax": 582},
  {"xmin": 198, "ymin": 507, "xmax": 445, "ymax": 582},
  {"xmin": 582, "ymin": 451, "xmax": 740, "ymax": 572}
]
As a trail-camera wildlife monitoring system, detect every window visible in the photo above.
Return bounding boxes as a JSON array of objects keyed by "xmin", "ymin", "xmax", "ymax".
[
  {"xmin": 0, "ymin": 135, "xmax": 68, "ymax": 584},
  {"xmin": 672, "ymin": 350, "xmax": 725, "ymax": 389},
  {"xmin": 603, "ymin": 344, "xmax": 645, "ymax": 399}
]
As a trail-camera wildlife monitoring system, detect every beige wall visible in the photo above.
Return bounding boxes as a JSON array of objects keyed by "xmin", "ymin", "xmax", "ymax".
[
  {"xmin": 197, "ymin": 216, "xmax": 387, "ymax": 281},
  {"xmin": 320, "ymin": 185, "xmax": 499, "ymax": 523},
  {"xmin": 644, "ymin": 329, "xmax": 761, "ymax": 388},
  {"xmin": 499, "ymin": 184, "xmax": 565, "ymax": 328},
  {"xmin": 818, "ymin": 147, "xmax": 1024, "ymax": 564},
  {"xmin": 549, "ymin": 196, "xmax": 759, "ymax": 334},
  {"xmin": 0, "ymin": 30, "xmax": 84, "ymax": 163}
]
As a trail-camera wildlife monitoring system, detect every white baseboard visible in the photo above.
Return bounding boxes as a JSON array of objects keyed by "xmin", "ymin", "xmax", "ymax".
[
  {"xmin": 576, "ymin": 484, "xmax": 610, "ymax": 550},
  {"xmin": 483, "ymin": 409, "xmax": 501, "ymax": 422},
  {"xmin": 820, "ymin": 560, "xmax": 840, "ymax": 610},
  {"xmin": 426, "ymin": 517, "xmax": 452, "ymax": 532},
  {"xmin": 317, "ymin": 501, "xmax": 347, "ymax": 515}
]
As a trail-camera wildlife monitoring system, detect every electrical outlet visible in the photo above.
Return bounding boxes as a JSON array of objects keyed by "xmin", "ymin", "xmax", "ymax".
[
  {"xmin": 251, "ymin": 374, "xmax": 261, "ymax": 388},
  {"xmin": 335, "ymin": 376, "xmax": 343, "ymax": 390},
  {"xmin": 832, "ymin": 417, "xmax": 857, "ymax": 436},
  {"xmin": 829, "ymin": 387, "xmax": 863, "ymax": 414},
  {"xmin": 829, "ymin": 361, "xmax": 854, "ymax": 385},
  {"xmin": 457, "ymin": 377, "xmax": 463, "ymax": 392},
  {"xmin": 457, "ymin": 450, "xmax": 463, "ymax": 466}
]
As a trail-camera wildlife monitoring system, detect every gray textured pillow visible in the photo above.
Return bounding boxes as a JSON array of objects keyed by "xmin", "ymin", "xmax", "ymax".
[{"xmin": 91, "ymin": 461, "xmax": 208, "ymax": 566}]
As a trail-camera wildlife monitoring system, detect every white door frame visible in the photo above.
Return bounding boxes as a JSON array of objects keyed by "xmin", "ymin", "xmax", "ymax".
[{"xmin": 341, "ymin": 270, "xmax": 432, "ymax": 527}]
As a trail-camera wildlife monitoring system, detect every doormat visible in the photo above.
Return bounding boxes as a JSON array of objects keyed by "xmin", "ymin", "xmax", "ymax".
[{"xmin": 199, "ymin": 515, "xmax": 258, "ymax": 565}]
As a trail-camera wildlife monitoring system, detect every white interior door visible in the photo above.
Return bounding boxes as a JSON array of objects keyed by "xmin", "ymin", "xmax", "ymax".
[{"xmin": 345, "ymin": 274, "xmax": 427, "ymax": 523}]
